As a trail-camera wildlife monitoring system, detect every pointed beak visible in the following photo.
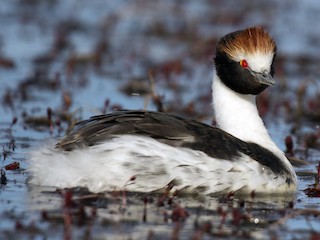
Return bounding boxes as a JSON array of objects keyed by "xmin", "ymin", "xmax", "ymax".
[{"xmin": 249, "ymin": 69, "xmax": 275, "ymax": 86}]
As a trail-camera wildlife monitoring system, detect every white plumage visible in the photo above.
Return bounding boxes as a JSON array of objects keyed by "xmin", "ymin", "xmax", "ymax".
[
  {"xmin": 28, "ymin": 27, "xmax": 297, "ymax": 195},
  {"xmin": 29, "ymin": 135, "xmax": 296, "ymax": 194}
]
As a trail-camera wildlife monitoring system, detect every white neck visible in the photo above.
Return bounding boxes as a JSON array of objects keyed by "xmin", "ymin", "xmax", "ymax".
[{"xmin": 212, "ymin": 73, "xmax": 280, "ymax": 153}]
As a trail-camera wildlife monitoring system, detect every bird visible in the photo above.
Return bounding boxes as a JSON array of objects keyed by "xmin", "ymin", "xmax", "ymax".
[{"xmin": 28, "ymin": 26, "xmax": 297, "ymax": 195}]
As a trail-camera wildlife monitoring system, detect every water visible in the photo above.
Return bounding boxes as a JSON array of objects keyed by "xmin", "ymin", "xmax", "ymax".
[{"xmin": 1, "ymin": 0, "xmax": 320, "ymax": 239}]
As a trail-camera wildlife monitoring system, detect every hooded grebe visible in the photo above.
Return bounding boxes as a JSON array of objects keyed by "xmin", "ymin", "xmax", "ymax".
[{"xmin": 29, "ymin": 27, "xmax": 297, "ymax": 195}]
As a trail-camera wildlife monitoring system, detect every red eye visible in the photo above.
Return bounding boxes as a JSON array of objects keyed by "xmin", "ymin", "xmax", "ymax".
[{"xmin": 240, "ymin": 59, "xmax": 249, "ymax": 68}]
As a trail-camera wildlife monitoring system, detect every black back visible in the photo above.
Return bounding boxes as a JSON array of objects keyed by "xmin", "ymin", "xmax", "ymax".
[{"xmin": 57, "ymin": 110, "xmax": 289, "ymax": 175}]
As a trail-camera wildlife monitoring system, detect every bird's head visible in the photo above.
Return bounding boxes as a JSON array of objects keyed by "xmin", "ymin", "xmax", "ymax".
[{"xmin": 215, "ymin": 27, "xmax": 277, "ymax": 95}]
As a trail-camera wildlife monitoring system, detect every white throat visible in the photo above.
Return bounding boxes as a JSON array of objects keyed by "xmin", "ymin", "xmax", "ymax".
[{"xmin": 212, "ymin": 73, "xmax": 279, "ymax": 152}]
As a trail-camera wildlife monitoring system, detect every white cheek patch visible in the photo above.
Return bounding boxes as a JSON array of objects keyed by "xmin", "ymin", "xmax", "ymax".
[{"xmin": 245, "ymin": 52, "xmax": 274, "ymax": 73}]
